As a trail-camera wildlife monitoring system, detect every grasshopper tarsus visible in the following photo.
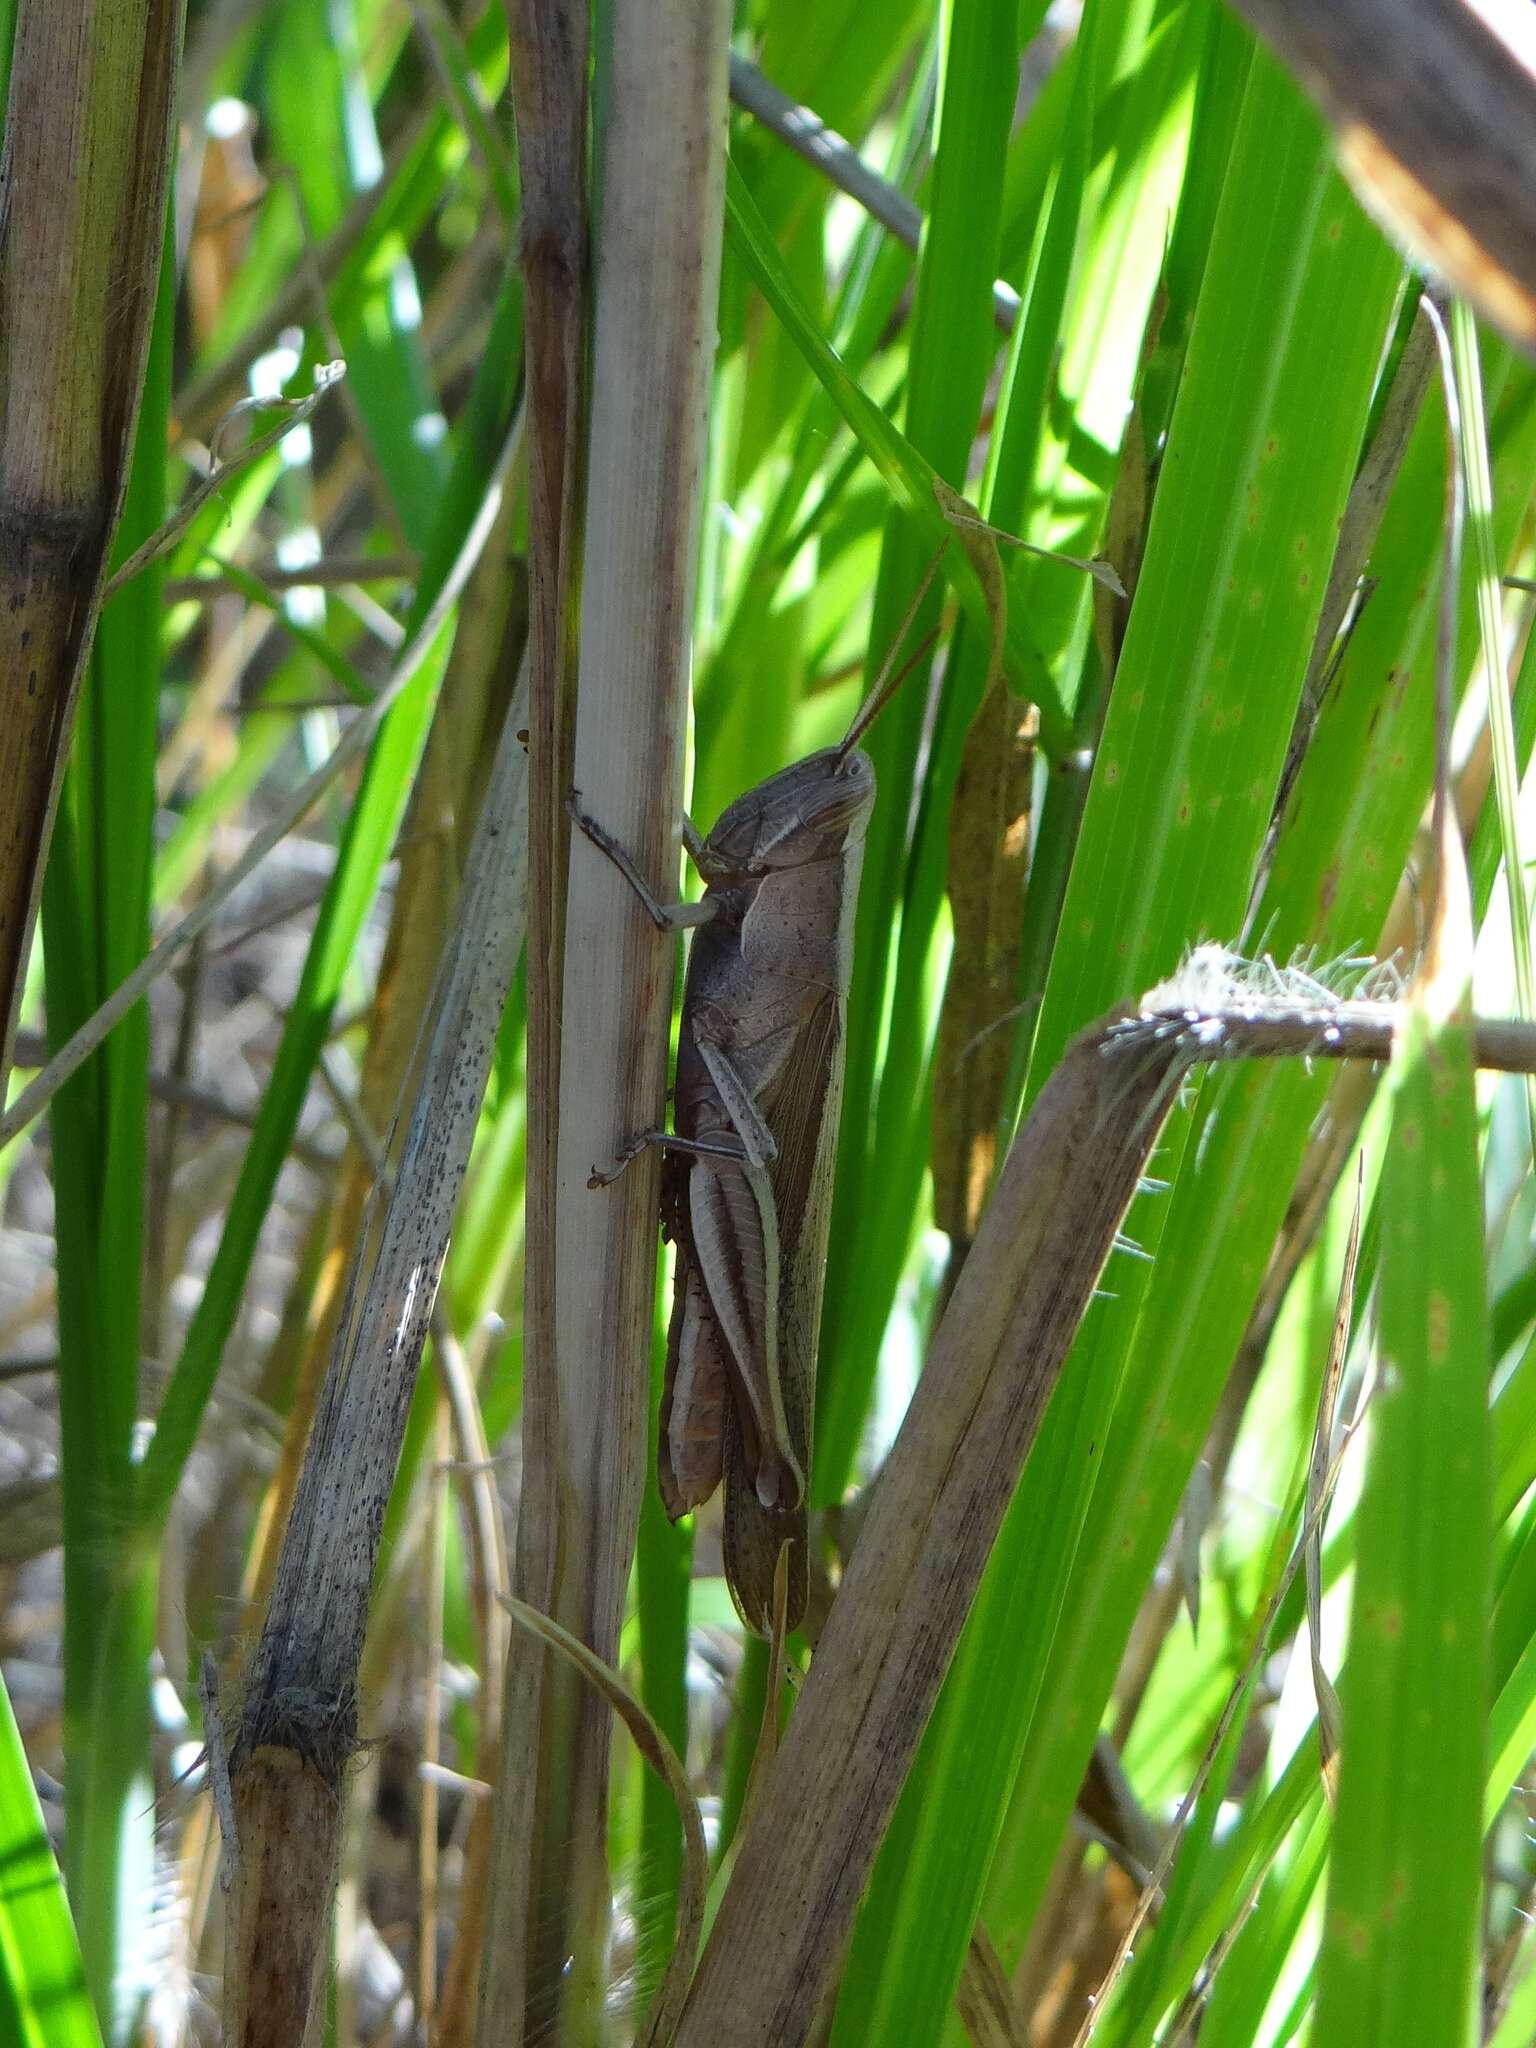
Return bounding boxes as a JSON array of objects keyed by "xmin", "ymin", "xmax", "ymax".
[{"xmin": 587, "ymin": 1123, "xmax": 663, "ymax": 1188}]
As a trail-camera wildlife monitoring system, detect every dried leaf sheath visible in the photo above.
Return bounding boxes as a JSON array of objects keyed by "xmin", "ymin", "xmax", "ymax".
[
  {"xmin": 931, "ymin": 672, "xmax": 1034, "ymax": 1283},
  {"xmin": 0, "ymin": 0, "xmax": 185, "ymax": 1069}
]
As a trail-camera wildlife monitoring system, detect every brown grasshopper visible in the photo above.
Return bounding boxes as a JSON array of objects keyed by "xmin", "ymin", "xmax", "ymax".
[{"xmin": 571, "ymin": 625, "xmax": 935, "ymax": 1634}]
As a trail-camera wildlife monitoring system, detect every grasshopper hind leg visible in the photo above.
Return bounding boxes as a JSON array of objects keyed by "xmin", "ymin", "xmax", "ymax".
[{"xmin": 723, "ymin": 1401, "xmax": 808, "ymax": 1636}]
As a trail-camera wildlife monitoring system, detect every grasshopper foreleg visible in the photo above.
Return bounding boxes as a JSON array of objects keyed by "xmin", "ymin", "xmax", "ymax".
[{"xmin": 568, "ymin": 793, "xmax": 718, "ymax": 931}]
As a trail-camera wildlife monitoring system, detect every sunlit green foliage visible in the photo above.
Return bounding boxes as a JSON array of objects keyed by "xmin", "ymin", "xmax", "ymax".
[{"xmin": 3, "ymin": 2, "xmax": 1535, "ymax": 2043}]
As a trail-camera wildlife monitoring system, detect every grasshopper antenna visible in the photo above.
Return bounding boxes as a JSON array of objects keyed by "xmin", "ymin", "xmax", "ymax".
[{"xmin": 838, "ymin": 543, "xmax": 949, "ymax": 758}]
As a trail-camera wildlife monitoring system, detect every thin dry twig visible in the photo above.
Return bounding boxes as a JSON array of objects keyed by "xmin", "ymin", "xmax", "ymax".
[
  {"xmin": 163, "ymin": 549, "xmax": 418, "ymax": 601},
  {"xmin": 103, "ymin": 361, "xmax": 346, "ymax": 599},
  {"xmin": 727, "ymin": 52, "xmax": 1021, "ymax": 334},
  {"xmin": 1258, "ymin": 308, "xmax": 1436, "ymax": 896}
]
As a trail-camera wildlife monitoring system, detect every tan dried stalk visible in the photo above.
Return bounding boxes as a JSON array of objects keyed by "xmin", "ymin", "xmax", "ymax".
[
  {"xmin": 245, "ymin": 490, "xmax": 525, "ymax": 1615},
  {"xmin": 0, "ymin": 0, "xmax": 186, "ymax": 1078},
  {"xmin": 167, "ymin": 496, "xmax": 525, "ymax": 2000},
  {"xmin": 930, "ymin": 672, "xmax": 1034, "ymax": 1292},
  {"xmin": 474, "ymin": 0, "xmax": 588, "ymax": 2036},
  {"xmin": 219, "ymin": 650, "xmax": 530, "ymax": 2048},
  {"xmin": 477, "ymin": 1, "xmax": 730, "ymax": 2039},
  {"xmin": 1230, "ymin": 0, "xmax": 1536, "ymax": 347},
  {"xmin": 673, "ymin": 1003, "xmax": 1184, "ymax": 2043}
]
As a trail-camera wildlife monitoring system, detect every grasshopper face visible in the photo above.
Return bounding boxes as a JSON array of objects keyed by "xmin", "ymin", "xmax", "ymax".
[{"xmin": 705, "ymin": 745, "xmax": 876, "ymax": 874}]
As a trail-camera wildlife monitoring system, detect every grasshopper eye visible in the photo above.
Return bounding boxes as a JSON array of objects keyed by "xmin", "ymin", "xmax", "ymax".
[{"xmin": 831, "ymin": 746, "xmax": 875, "ymax": 798}]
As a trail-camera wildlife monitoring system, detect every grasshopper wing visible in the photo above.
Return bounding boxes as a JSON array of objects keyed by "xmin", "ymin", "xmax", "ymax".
[
  {"xmin": 723, "ymin": 989, "xmax": 843, "ymax": 1634},
  {"xmin": 658, "ymin": 1244, "xmax": 729, "ymax": 1517},
  {"xmin": 688, "ymin": 1149, "xmax": 801, "ymax": 1508}
]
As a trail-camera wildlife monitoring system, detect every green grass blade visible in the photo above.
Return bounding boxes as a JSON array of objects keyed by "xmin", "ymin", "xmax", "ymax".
[
  {"xmin": 40, "ymin": 230, "xmax": 174, "ymax": 2047},
  {"xmin": 821, "ymin": 0, "xmax": 1195, "ymax": 1516},
  {"xmin": 266, "ymin": 0, "xmax": 447, "ymax": 543},
  {"xmin": 1313, "ymin": 960, "xmax": 1490, "ymax": 2043},
  {"xmin": 634, "ymin": 1264, "xmax": 693, "ymax": 1998},
  {"xmin": 0, "ymin": 1673, "xmax": 101, "ymax": 2048},
  {"xmin": 1197, "ymin": 1804, "xmax": 1329, "ymax": 2047},
  {"xmin": 849, "ymin": 46, "xmax": 1403, "ymax": 2029},
  {"xmin": 810, "ymin": 0, "xmax": 1021, "ymax": 1544},
  {"xmin": 1490, "ymin": 1951, "xmax": 1536, "ymax": 2048},
  {"xmin": 722, "ymin": 163, "xmax": 1071, "ymax": 748},
  {"xmin": 982, "ymin": 337, "xmax": 1536, "ymax": 1990},
  {"xmin": 1454, "ymin": 302, "xmax": 1536, "ymax": 1125}
]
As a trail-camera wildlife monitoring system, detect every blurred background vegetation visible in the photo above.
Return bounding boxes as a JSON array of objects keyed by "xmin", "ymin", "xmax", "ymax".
[{"xmin": 2, "ymin": 0, "xmax": 1535, "ymax": 2044}]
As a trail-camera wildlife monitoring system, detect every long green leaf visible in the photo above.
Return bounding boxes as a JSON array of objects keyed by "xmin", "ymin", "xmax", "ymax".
[
  {"xmin": 0, "ymin": 1675, "xmax": 101, "ymax": 2048},
  {"xmin": 1314, "ymin": 919, "xmax": 1489, "ymax": 2043},
  {"xmin": 41, "ymin": 228, "xmax": 174, "ymax": 2047}
]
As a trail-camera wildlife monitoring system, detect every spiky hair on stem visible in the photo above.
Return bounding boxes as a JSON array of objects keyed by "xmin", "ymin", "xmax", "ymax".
[
  {"xmin": 1141, "ymin": 940, "xmax": 1402, "ymax": 1017},
  {"xmin": 1106, "ymin": 943, "xmax": 1406, "ymax": 1068}
]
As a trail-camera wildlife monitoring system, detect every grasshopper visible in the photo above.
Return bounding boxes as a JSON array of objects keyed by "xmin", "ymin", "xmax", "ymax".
[{"xmin": 571, "ymin": 620, "xmax": 935, "ymax": 1634}]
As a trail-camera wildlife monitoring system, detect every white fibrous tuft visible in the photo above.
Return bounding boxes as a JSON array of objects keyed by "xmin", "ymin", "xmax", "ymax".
[
  {"xmin": 1139, "ymin": 942, "xmax": 1251, "ymax": 1017},
  {"xmin": 1105, "ymin": 943, "xmax": 1403, "ymax": 1063},
  {"xmin": 1140, "ymin": 943, "xmax": 1399, "ymax": 1019}
]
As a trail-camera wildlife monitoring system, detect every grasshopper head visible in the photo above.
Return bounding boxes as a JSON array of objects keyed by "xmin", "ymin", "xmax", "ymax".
[{"xmin": 708, "ymin": 745, "xmax": 876, "ymax": 872}]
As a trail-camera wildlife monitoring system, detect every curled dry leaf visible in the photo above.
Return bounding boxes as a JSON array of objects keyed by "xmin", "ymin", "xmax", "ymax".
[{"xmin": 498, "ymin": 1595, "xmax": 708, "ymax": 2048}]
